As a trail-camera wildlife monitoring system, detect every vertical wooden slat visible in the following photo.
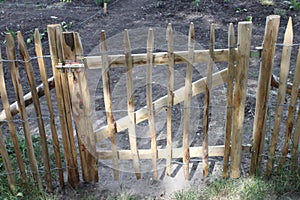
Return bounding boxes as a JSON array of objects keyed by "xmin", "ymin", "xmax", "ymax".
[
  {"xmin": 0, "ymin": 128, "xmax": 16, "ymax": 192},
  {"xmin": 166, "ymin": 23, "xmax": 174, "ymax": 176},
  {"xmin": 6, "ymin": 33, "xmax": 42, "ymax": 190},
  {"xmin": 223, "ymin": 23, "xmax": 235, "ymax": 178},
  {"xmin": 63, "ymin": 32, "xmax": 99, "ymax": 183},
  {"xmin": 34, "ymin": 29, "xmax": 64, "ymax": 187},
  {"xmin": 250, "ymin": 15, "xmax": 280, "ymax": 175},
  {"xmin": 265, "ymin": 17, "xmax": 293, "ymax": 177},
  {"xmin": 279, "ymin": 47, "xmax": 300, "ymax": 169},
  {"xmin": 292, "ymin": 106, "xmax": 300, "ymax": 169},
  {"xmin": 17, "ymin": 31, "xmax": 52, "ymax": 191},
  {"xmin": 0, "ymin": 49, "xmax": 27, "ymax": 183},
  {"xmin": 183, "ymin": 22, "xmax": 195, "ymax": 180},
  {"xmin": 202, "ymin": 24, "xmax": 214, "ymax": 177},
  {"xmin": 48, "ymin": 24, "xmax": 79, "ymax": 188},
  {"xmin": 124, "ymin": 29, "xmax": 141, "ymax": 179},
  {"xmin": 230, "ymin": 21, "xmax": 252, "ymax": 178},
  {"xmin": 146, "ymin": 28, "xmax": 158, "ymax": 180},
  {"xmin": 100, "ymin": 30, "xmax": 120, "ymax": 180}
]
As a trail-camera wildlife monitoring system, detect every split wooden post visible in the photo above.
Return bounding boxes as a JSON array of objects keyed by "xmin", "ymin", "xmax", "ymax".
[
  {"xmin": 183, "ymin": 22, "xmax": 195, "ymax": 180},
  {"xmin": 100, "ymin": 30, "xmax": 120, "ymax": 180},
  {"xmin": 223, "ymin": 23, "xmax": 235, "ymax": 178},
  {"xmin": 0, "ymin": 49, "xmax": 27, "ymax": 183},
  {"xmin": 0, "ymin": 128, "xmax": 16, "ymax": 192},
  {"xmin": 124, "ymin": 29, "xmax": 141, "ymax": 179},
  {"xmin": 34, "ymin": 29, "xmax": 64, "ymax": 187},
  {"xmin": 202, "ymin": 24, "xmax": 214, "ymax": 177},
  {"xmin": 230, "ymin": 21, "xmax": 252, "ymax": 178},
  {"xmin": 63, "ymin": 32, "xmax": 99, "ymax": 183},
  {"xmin": 166, "ymin": 23, "xmax": 174, "ymax": 176},
  {"xmin": 48, "ymin": 24, "xmax": 80, "ymax": 188},
  {"xmin": 265, "ymin": 17, "xmax": 293, "ymax": 177},
  {"xmin": 279, "ymin": 48, "xmax": 300, "ymax": 169},
  {"xmin": 250, "ymin": 15, "xmax": 280, "ymax": 175},
  {"xmin": 17, "ymin": 31, "xmax": 52, "ymax": 191},
  {"xmin": 146, "ymin": 29, "xmax": 158, "ymax": 180},
  {"xmin": 6, "ymin": 33, "xmax": 42, "ymax": 190}
]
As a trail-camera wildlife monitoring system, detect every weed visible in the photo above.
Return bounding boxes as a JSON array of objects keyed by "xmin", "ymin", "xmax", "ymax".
[
  {"xmin": 285, "ymin": 0, "xmax": 300, "ymax": 11},
  {"xmin": 60, "ymin": 21, "xmax": 73, "ymax": 32},
  {"xmin": 273, "ymin": 8, "xmax": 287, "ymax": 16},
  {"xmin": 194, "ymin": 0, "xmax": 201, "ymax": 8},
  {"xmin": 260, "ymin": 0, "xmax": 274, "ymax": 6},
  {"xmin": 60, "ymin": 0, "xmax": 72, "ymax": 2}
]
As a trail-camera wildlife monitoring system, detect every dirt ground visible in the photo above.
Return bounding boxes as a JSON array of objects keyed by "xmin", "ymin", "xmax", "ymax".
[{"xmin": 1, "ymin": 0, "xmax": 300, "ymax": 199}]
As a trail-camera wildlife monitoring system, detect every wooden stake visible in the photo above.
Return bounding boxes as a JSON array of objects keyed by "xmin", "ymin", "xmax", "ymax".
[
  {"xmin": 0, "ymin": 128, "xmax": 16, "ymax": 192},
  {"xmin": 223, "ymin": 23, "xmax": 235, "ymax": 178},
  {"xmin": 265, "ymin": 17, "xmax": 293, "ymax": 177},
  {"xmin": 166, "ymin": 23, "xmax": 174, "ymax": 176},
  {"xmin": 0, "ymin": 49, "xmax": 27, "ymax": 183},
  {"xmin": 6, "ymin": 33, "xmax": 42, "ymax": 190},
  {"xmin": 146, "ymin": 28, "xmax": 158, "ymax": 180},
  {"xmin": 100, "ymin": 30, "xmax": 120, "ymax": 180},
  {"xmin": 124, "ymin": 30, "xmax": 141, "ymax": 179},
  {"xmin": 17, "ymin": 31, "xmax": 52, "ymax": 192},
  {"xmin": 279, "ymin": 47, "xmax": 300, "ymax": 169},
  {"xmin": 183, "ymin": 23, "xmax": 195, "ymax": 180},
  {"xmin": 48, "ymin": 24, "xmax": 79, "ymax": 188},
  {"xmin": 230, "ymin": 21, "xmax": 252, "ymax": 178},
  {"xmin": 250, "ymin": 15, "xmax": 280, "ymax": 175},
  {"xmin": 202, "ymin": 24, "xmax": 214, "ymax": 177},
  {"xmin": 34, "ymin": 29, "xmax": 64, "ymax": 187}
]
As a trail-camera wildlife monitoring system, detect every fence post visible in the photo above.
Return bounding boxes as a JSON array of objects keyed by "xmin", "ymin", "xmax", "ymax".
[
  {"xmin": 223, "ymin": 23, "xmax": 235, "ymax": 178},
  {"xmin": 63, "ymin": 32, "xmax": 99, "ymax": 183},
  {"xmin": 230, "ymin": 21, "xmax": 252, "ymax": 178},
  {"xmin": 250, "ymin": 15, "xmax": 280, "ymax": 175},
  {"xmin": 48, "ymin": 24, "xmax": 80, "ymax": 188},
  {"xmin": 265, "ymin": 17, "xmax": 293, "ymax": 177}
]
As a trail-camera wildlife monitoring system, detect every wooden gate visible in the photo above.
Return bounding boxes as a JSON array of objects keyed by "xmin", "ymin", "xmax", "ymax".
[{"xmin": 47, "ymin": 19, "xmax": 253, "ymax": 186}]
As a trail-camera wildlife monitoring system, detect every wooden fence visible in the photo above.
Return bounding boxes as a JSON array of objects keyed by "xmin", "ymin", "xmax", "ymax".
[{"xmin": 0, "ymin": 15, "xmax": 299, "ymax": 192}]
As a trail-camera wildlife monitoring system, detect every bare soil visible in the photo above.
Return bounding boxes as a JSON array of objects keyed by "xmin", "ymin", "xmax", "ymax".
[{"xmin": 0, "ymin": 0, "xmax": 300, "ymax": 199}]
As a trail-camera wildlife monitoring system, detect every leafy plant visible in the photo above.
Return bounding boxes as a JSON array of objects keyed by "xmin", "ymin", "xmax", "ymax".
[
  {"xmin": 288, "ymin": 0, "xmax": 300, "ymax": 11},
  {"xmin": 194, "ymin": 0, "xmax": 201, "ymax": 7},
  {"xmin": 260, "ymin": 0, "xmax": 274, "ymax": 6},
  {"xmin": 60, "ymin": 0, "xmax": 72, "ymax": 2},
  {"xmin": 60, "ymin": 21, "xmax": 73, "ymax": 31}
]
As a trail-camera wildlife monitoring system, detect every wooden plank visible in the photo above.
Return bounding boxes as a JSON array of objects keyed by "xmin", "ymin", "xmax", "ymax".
[
  {"xmin": 17, "ymin": 31, "xmax": 52, "ymax": 191},
  {"xmin": 63, "ymin": 32, "xmax": 99, "ymax": 183},
  {"xmin": 85, "ymin": 49, "xmax": 233, "ymax": 69},
  {"xmin": 47, "ymin": 24, "xmax": 79, "ymax": 188},
  {"xmin": 124, "ymin": 29, "xmax": 141, "ymax": 180},
  {"xmin": 100, "ymin": 30, "xmax": 120, "ymax": 180},
  {"xmin": 6, "ymin": 33, "xmax": 42, "ymax": 190},
  {"xmin": 182, "ymin": 23, "xmax": 195, "ymax": 180},
  {"xmin": 34, "ymin": 29, "xmax": 64, "ymax": 187},
  {"xmin": 230, "ymin": 21, "xmax": 252, "ymax": 178},
  {"xmin": 0, "ymin": 48, "xmax": 27, "ymax": 182},
  {"xmin": 0, "ymin": 128, "xmax": 16, "ymax": 192},
  {"xmin": 96, "ymin": 68, "xmax": 228, "ymax": 141},
  {"xmin": 202, "ymin": 24, "xmax": 214, "ymax": 177},
  {"xmin": 250, "ymin": 15, "xmax": 280, "ymax": 175},
  {"xmin": 223, "ymin": 23, "xmax": 235, "ymax": 178},
  {"xmin": 0, "ymin": 77, "xmax": 55, "ymax": 124},
  {"xmin": 166, "ymin": 23, "xmax": 174, "ymax": 176},
  {"xmin": 265, "ymin": 17, "xmax": 293, "ymax": 177},
  {"xmin": 279, "ymin": 48, "xmax": 300, "ymax": 169},
  {"xmin": 146, "ymin": 29, "xmax": 158, "ymax": 180},
  {"xmin": 97, "ymin": 145, "xmax": 251, "ymax": 160}
]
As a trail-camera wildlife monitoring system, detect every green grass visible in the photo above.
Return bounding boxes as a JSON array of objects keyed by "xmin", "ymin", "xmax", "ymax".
[{"xmin": 173, "ymin": 166, "xmax": 300, "ymax": 200}]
